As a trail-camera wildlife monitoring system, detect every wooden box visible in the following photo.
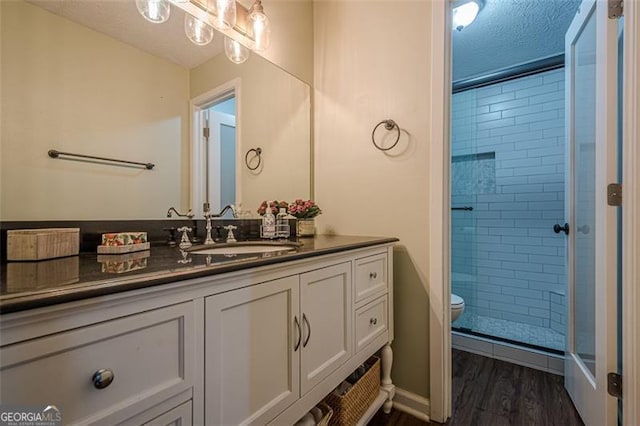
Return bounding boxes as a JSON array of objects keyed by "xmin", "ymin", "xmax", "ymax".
[{"xmin": 7, "ymin": 228, "xmax": 80, "ymax": 261}]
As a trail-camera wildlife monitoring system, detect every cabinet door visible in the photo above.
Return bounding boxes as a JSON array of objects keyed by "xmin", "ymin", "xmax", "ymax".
[
  {"xmin": 300, "ymin": 262, "xmax": 353, "ymax": 395},
  {"xmin": 205, "ymin": 276, "xmax": 300, "ymax": 426}
]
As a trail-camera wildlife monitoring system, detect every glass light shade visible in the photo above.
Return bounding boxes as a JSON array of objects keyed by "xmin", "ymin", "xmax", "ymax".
[
  {"xmin": 452, "ymin": 1, "xmax": 480, "ymax": 31},
  {"xmin": 136, "ymin": 0, "xmax": 170, "ymax": 24},
  {"xmin": 184, "ymin": 14, "xmax": 214, "ymax": 46},
  {"xmin": 210, "ymin": 0, "xmax": 236, "ymax": 31},
  {"xmin": 248, "ymin": 1, "xmax": 271, "ymax": 52},
  {"xmin": 224, "ymin": 36, "xmax": 249, "ymax": 64}
]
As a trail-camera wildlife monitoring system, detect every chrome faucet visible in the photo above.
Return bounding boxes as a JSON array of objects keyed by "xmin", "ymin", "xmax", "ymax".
[
  {"xmin": 166, "ymin": 207, "xmax": 194, "ymax": 218},
  {"xmin": 203, "ymin": 203, "xmax": 237, "ymax": 245}
]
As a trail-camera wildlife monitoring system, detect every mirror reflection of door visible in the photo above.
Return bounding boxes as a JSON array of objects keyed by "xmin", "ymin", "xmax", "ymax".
[{"xmin": 205, "ymin": 96, "xmax": 237, "ymax": 214}]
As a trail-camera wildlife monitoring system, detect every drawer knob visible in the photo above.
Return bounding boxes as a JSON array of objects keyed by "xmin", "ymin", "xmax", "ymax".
[
  {"xmin": 92, "ymin": 369, "xmax": 115, "ymax": 389},
  {"xmin": 370, "ymin": 317, "xmax": 378, "ymax": 325},
  {"xmin": 369, "ymin": 272, "xmax": 377, "ymax": 279}
]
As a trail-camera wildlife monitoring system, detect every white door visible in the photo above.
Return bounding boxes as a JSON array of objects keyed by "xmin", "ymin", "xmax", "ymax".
[
  {"xmin": 204, "ymin": 276, "xmax": 300, "ymax": 425},
  {"xmin": 299, "ymin": 262, "xmax": 352, "ymax": 395},
  {"xmin": 207, "ymin": 110, "xmax": 237, "ymax": 213},
  {"xmin": 564, "ymin": 1, "xmax": 620, "ymax": 424}
]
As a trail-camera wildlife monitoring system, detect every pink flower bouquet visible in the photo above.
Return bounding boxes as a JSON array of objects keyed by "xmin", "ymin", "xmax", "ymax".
[
  {"xmin": 287, "ymin": 199, "xmax": 322, "ymax": 219},
  {"xmin": 257, "ymin": 200, "xmax": 289, "ymax": 216}
]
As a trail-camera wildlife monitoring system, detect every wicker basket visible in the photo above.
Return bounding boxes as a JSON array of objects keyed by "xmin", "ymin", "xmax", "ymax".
[
  {"xmin": 324, "ymin": 356, "xmax": 380, "ymax": 425},
  {"xmin": 316, "ymin": 402, "xmax": 334, "ymax": 426}
]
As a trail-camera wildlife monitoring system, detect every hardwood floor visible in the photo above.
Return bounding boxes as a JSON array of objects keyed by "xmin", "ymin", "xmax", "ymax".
[{"xmin": 368, "ymin": 349, "xmax": 584, "ymax": 426}]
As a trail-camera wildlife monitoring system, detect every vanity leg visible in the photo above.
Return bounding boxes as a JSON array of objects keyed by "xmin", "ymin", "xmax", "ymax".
[{"xmin": 381, "ymin": 343, "xmax": 395, "ymax": 414}]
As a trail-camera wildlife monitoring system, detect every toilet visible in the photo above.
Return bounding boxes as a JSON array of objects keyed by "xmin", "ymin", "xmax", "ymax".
[{"xmin": 451, "ymin": 293, "xmax": 465, "ymax": 322}]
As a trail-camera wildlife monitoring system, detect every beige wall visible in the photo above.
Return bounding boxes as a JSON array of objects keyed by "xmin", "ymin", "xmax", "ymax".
[
  {"xmin": 257, "ymin": 0, "xmax": 314, "ymax": 85},
  {"xmin": 0, "ymin": 1, "xmax": 190, "ymax": 221},
  {"xmin": 191, "ymin": 52, "xmax": 311, "ymax": 214},
  {"xmin": 314, "ymin": 1, "xmax": 433, "ymax": 398}
]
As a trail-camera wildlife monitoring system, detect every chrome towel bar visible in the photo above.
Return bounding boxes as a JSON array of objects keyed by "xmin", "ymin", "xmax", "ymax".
[{"xmin": 48, "ymin": 149, "xmax": 154, "ymax": 170}]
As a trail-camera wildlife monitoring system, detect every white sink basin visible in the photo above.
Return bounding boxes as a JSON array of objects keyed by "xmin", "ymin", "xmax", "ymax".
[{"xmin": 189, "ymin": 242, "xmax": 300, "ymax": 255}]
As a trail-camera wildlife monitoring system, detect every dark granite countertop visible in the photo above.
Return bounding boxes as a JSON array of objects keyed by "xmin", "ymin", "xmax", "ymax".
[{"xmin": 0, "ymin": 235, "xmax": 398, "ymax": 314}]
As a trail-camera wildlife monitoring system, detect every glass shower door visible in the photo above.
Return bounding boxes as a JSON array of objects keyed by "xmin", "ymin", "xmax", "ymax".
[{"xmin": 450, "ymin": 89, "xmax": 483, "ymax": 333}]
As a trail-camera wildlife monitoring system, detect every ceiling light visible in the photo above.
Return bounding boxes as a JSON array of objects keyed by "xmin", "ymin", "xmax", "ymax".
[
  {"xmin": 184, "ymin": 14, "xmax": 214, "ymax": 45},
  {"xmin": 136, "ymin": 0, "xmax": 171, "ymax": 23},
  {"xmin": 247, "ymin": 0, "xmax": 271, "ymax": 52},
  {"xmin": 140, "ymin": 0, "xmax": 271, "ymax": 64},
  {"xmin": 224, "ymin": 36, "xmax": 249, "ymax": 64},
  {"xmin": 452, "ymin": 0, "xmax": 483, "ymax": 31},
  {"xmin": 210, "ymin": 0, "xmax": 237, "ymax": 31}
]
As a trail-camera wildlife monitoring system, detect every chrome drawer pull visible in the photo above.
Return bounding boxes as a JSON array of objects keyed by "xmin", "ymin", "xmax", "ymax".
[
  {"xmin": 294, "ymin": 316, "xmax": 301, "ymax": 352},
  {"xmin": 369, "ymin": 272, "xmax": 377, "ymax": 279},
  {"xmin": 92, "ymin": 369, "xmax": 115, "ymax": 389},
  {"xmin": 302, "ymin": 313, "xmax": 311, "ymax": 348},
  {"xmin": 370, "ymin": 317, "xmax": 378, "ymax": 326}
]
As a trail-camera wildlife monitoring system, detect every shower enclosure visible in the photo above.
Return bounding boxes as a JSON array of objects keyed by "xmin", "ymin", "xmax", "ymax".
[{"xmin": 450, "ymin": 66, "xmax": 567, "ymax": 353}]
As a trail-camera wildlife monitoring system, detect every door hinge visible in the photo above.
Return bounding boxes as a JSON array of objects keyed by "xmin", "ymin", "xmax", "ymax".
[
  {"xmin": 607, "ymin": 183, "xmax": 622, "ymax": 206},
  {"xmin": 609, "ymin": 0, "xmax": 623, "ymax": 18},
  {"xmin": 607, "ymin": 372, "xmax": 623, "ymax": 398},
  {"xmin": 203, "ymin": 127, "xmax": 210, "ymax": 138}
]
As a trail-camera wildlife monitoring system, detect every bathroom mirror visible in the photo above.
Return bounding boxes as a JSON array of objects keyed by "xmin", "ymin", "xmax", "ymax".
[{"xmin": 0, "ymin": 0, "xmax": 311, "ymax": 221}]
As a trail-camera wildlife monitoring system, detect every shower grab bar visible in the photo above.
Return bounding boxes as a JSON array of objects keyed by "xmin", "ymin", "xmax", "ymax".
[{"xmin": 451, "ymin": 206, "xmax": 474, "ymax": 211}]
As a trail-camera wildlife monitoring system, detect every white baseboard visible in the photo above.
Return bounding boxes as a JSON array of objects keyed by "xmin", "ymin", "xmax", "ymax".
[{"xmin": 392, "ymin": 388, "xmax": 430, "ymax": 422}]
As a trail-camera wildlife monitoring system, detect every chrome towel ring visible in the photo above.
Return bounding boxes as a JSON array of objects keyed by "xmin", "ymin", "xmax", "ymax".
[
  {"xmin": 245, "ymin": 147, "xmax": 262, "ymax": 170},
  {"xmin": 371, "ymin": 119, "xmax": 400, "ymax": 151}
]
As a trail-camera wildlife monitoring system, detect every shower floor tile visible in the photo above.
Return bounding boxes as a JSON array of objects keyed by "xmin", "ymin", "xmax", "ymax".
[{"xmin": 453, "ymin": 311, "xmax": 565, "ymax": 352}]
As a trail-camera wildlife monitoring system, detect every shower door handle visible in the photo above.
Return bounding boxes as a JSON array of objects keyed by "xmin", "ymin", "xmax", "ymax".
[{"xmin": 553, "ymin": 223, "xmax": 570, "ymax": 235}]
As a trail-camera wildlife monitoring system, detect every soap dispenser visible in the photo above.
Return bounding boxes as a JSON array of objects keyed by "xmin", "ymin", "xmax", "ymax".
[
  {"xmin": 261, "ymin": 202, "xmax": 276, "ymax": 239},
  {"xmin": 276, "ymin": 207, "xmax": 290, "ymax": 239}
]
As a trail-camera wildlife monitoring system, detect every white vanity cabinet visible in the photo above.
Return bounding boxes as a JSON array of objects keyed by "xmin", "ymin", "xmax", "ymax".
[
  {"xmin": 0, "ymin": 241, "xmax": 395, "ymax": 426},
  {"xmin": 204, "ymin": 262, "xmax": 352, "ymax": 425}
]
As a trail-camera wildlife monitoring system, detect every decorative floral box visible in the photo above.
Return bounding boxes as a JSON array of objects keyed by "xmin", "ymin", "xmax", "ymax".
[
  {"xmin": 98, "ymin": 232, "xmax": 150, "ymax": 254},
  {"xmin": 101, "ymin": 232, "xmax": 147, "ymax": 246}
]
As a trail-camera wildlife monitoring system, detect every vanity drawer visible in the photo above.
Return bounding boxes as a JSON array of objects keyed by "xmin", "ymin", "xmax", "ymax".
[
  {"xmin": 142, "ymin": 400, "xmax": 192, "ymax": 426},
  {"xmin": 354, "ymin": 295, "xmax": 388, "ymax": 353},
  {"xmin": 354, "ymin": 253, "xmax": 388, "ymax": 302},
  {"xmin": 0, "ymin": 302, "xmax": 194, "ymax": 426}
]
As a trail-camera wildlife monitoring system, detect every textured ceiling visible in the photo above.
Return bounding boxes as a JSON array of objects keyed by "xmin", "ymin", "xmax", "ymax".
[
  {"xmin": 29, "ymin": 0, "xmax": 582, "ymax": 78},
  {"xmin": 29, "ymin": 0, "xmax": 226, "ymax": 69},
  {"xmin": 453, "ymin": 0, "xmax": 581, "ymax": 81}
]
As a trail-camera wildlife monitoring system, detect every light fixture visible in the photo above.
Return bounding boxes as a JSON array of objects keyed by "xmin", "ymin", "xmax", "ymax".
[
  {"xmin": 224, "ymin": 36, "xmax": 249, "ymax": 64},
  {"xmin": 136, "ymin": 0, "xmax": 171, "ymax": 23},
  {"xmin": 184, "ymin": 14, "xmax": 214, "ymax": 45},
  {"xmin": 138, "ymin": 0, "xmax": 270, "ymax": 64},
  {"xmin": 452, "ymin": 0, "xmax": 483, "ymax": 31},
  {"xmin": 210, "ymin": 0, "xmax": 237, "ymax": 31},
  {"xmin": 247, "ymin": 0, "xmax": 270, "ymax": 52}
]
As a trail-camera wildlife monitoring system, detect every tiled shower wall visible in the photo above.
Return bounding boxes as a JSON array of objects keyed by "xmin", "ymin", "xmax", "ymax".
[{"xmin": 451, "ymin": 68, "xmax": 567, "ymax": 336}]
